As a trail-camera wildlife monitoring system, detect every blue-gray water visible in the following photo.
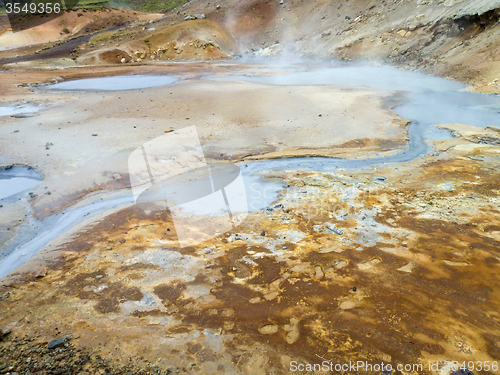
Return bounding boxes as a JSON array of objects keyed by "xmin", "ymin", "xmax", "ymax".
[
  {"xmin": 0, "ymin": 166, "xmax": 43, "ymax": 201},
  {"xmin": 48, "ymin": 75, "xmax": 177, "ymax": 91}
]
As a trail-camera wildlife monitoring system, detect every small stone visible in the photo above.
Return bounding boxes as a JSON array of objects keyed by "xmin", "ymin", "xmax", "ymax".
[
  {"xmin": 258, "ymin": 324, "xmax": 279, "ymax": 335},
  {"xmin": 0, "ymin": 328, "xmax": 12, "ymax": 340},
  {"xmin": 1, "ymin": 292, "xmax": 9, "ymax": 300},
  {"xmin": 92, "ymin": 134, "xmax": 98, "ymax": 136},
  {"xmin": 48, "ymin": 338, "xmax": 65, "ymax": 349},
  {"xmin": 453, "ymin": 370, "xmax": 474, "ymax": 375},
  {"xmin": 260, "ymin": 231, "xmax": 266, "ymax": 236},
  {"xmin": 35, "ymin": 269, "xmax": 47, "ymax": 278},
  {"xmin": 326, "ymin": 224, "xmax": 344, "ymax": 236}
]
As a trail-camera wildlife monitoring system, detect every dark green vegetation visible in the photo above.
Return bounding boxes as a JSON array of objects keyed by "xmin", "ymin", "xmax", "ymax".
[{"xmin": 110, "ymin": 0, "xmax": 189, "ymax": 12}]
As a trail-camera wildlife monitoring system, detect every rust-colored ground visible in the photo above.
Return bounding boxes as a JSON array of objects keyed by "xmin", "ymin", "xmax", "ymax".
[{"xmin": 1, "ymin": 131, "xmax": 499, "ymax": 374}]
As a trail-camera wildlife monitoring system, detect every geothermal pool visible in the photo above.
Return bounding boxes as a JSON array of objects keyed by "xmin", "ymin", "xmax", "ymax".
[
  {"xmin": 48, "ymin": 75, "xmax": 177, "ymax": 91},
  {"xmin": 2, "ymin": 62, "xmax": 500, "ymax": 278},
  {"xmin": 0, "ymin": 166, "xmax": 43, "ymax": 201}
]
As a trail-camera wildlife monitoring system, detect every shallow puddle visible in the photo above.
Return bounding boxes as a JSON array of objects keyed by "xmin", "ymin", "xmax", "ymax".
[
  {"xmin": 0, "ymin": 104, "xmax": 39, "ymax": 117},
  {"xmin": 0, "ymin": 166, "xmax": 43, "ymax": 201},
  {"xmin": 47, "ymin": 75, "xmax": 177, "ymax": 91}
]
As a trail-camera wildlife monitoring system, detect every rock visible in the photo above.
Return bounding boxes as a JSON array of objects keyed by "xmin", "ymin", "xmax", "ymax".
[
  {"xmin": 265, "ymin": 203, "xmax": 283, "ymax": 213},
  {"xmin": 260, "ymin": 231, "xmax": 266, "ymax": 236},
  {"xmin": 453, "ymin": 370, "xmax": 474, "ymax": 375},
  {"xmin": 0, "ymin": 328, "xmax": 12, "ymax": 340},
  {"xmin": 375, "ymin": 176, "xmax": 387, "ymax": 183},
  {"xmin": 48, "ymin": 338, "xmax": 65, "ymax": 349},
  {"xmin": 91, "ymin": 134, "xmax": 98, "ymax": 136},
  {"xmin": 120, "ymin": 58, "xmax": 126, "ymax": 63},
  {"xmin": 1, "ymin": 292, "xmax": 10, "ymax": 301},
  {"xmin": 164, "ymin": 129, "xmax": 174, "ymax": 133},
  {"xmin": 48, "ymin": 335, "xmax": 72, "ymax": 349},
  {"xmin": 194, "ymin": 14, "xmax": 205, "ymax": 19},
  {"xmin": 259, "ymin": 324, "xmax": 278, "ymax": 335},
  {"xmin": 35, "ymin": 269, "xmax": 47, "ymax": 278},
  {"xmin": 397, "ymin": 261, "xmax": 418, "ymax": 273},
  {"xmin": 184, "ymin": 15, "xmax": 196, "ymax": 20},
  {"xmin": 326, "ymin": 224, "xmax": 344, "ymax": 236},
  {"xmin": 284, "ymin": 317, "xmax": 300, "ymax": 344},
  {"xmin": 216, "ymin": 4, "xmax": 220, "ymax": 9},
  {"xmin": 263, "ymin": 291, "xmax": 279, "ymax": 301}
]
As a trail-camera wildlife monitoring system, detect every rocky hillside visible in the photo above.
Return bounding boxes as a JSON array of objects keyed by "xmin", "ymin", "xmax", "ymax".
[
  {"xmin": 159, "ymin": 0, "xmax": 500, "ymax": 92},
  {"xmin": 2, "ymin": 0, "xmax": 500, "ymax": 92}
]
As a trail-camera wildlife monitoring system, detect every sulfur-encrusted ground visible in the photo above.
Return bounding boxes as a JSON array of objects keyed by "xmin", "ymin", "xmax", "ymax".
[{"xmin": 1, "ymin": 124, "xmax": 499, "ymax": 374}]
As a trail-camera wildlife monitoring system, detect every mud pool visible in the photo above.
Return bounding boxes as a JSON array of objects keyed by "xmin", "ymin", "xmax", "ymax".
[
  {"xmin": 47, "ymin": 75, "xmax": 177, "ymax": 91},
  {"xmin": 2, "ymin": 63, "xmax": 500, "ymax": 278},
  {"xmin": 0, "ymin": 166, "xmax": 43, "ymax": 201},
  {"xmin": 0, "ymin": 104, "xmax": 39, "ymax": 117}
]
